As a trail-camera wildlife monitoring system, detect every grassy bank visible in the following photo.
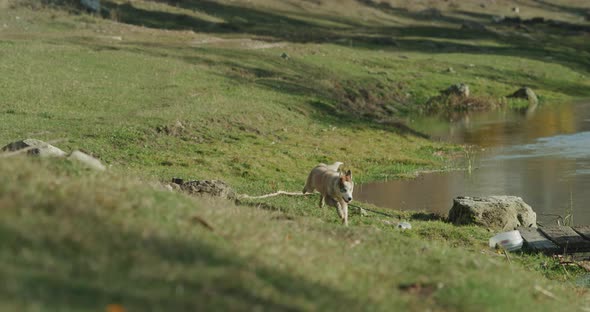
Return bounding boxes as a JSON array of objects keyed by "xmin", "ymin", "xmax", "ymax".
[
  {"xmin": 2, "ymin": 0, "xmax": 590, "ymax": 310},
  {"xmin": 2, "ymin": 0, "xmax": 590, "ymax": 192},
  {"xmin": 0, "ymin": 157, "xmax": 587, "ymax": 311}
]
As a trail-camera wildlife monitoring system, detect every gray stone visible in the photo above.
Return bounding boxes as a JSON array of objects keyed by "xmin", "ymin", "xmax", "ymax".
[
  {"xmin": 68, "ymin": 150, "xmax": 106, "ymax": 171},
  {"xmin": 442, "ymin": 83, "xmax": 470, "ymax": 98},
  {"xmin": 508, "ymin": 87, "xmax": 538, "ymax": 105},
  {"xmin": 448, "ymin": 196, "xmax": 537, "ymax": 230},
  {"xmin": 397, "ymin": 222, "xmax": 412, "ymax": 230},
  {"xmin": 181, "ymin": 180, "xmax": 236, "ymax": 200},
  {"xmin": 1, "ymin": 139, "xmax": 66, "ymax": 157}
]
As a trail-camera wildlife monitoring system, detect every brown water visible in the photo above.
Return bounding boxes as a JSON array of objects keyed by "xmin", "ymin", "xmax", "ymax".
[{"xmin": 355, "ymin": 101, "xmax": 590, "ymax": 224}]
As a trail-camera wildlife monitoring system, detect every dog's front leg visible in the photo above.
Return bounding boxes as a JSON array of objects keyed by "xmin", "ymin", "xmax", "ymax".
[
  {"xmin": 319, "ymin": 195, "xmax": 325, "ymax": 208},
  {"xmin": 336, "ymin": 200, "xmax": 348, "ymax": 225},
  {"xmin": 340, "ymin": 200, "xmax": 349, "ymax": 226}
]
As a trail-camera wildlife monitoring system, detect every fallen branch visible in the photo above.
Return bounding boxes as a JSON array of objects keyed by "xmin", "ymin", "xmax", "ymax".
[
  {"xmin": 503, "ymin": 249, "xmax": 512, "ymax": 264},
  {"xmin": 238, "ymin": 191, "xmax": 313, "ymax": 200},
  {"xmin": 349, "ymin": 203, "xmax": 398, "ymax": 219},
  {"xmin": 237, "ymin": 191, "xmax": 403, "ymax": 220},
  {"xmin": 534, "ymin": 285, "xmax": 559, "ymax": 301},
  {"xmin": 190, "ymin": 215, "xmax": 215, "ymax": 232}
]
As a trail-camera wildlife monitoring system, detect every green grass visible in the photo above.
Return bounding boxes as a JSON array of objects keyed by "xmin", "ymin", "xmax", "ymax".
[
  {"xmin": 2, "ymin": 0, "xmax": 590, "ymax": 193},
  {"xmin": 2, "ymin": 0, "xmax": 590, "ymax": 310},
  {"xmin": 0, "ymin": 157, "xmax": 587, "ymax": 311}
]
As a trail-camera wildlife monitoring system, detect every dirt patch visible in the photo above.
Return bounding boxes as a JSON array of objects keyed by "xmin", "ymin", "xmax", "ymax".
[
  {"xmin": 399, "ymin": 282, "xmax": 440, "ymax": 298},
  {"xmin": 174, "ymin": 178, "xmax": 236, "ymax": 200},
  {"xmin": 154, "ymin": 120, "xmax": 214, "ymax": 143},
  {"xmin": 333, "ymin": 80, "xmax": 412, "ymax": 119}
]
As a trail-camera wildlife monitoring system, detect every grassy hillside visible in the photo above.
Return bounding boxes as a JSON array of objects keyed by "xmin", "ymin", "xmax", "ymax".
[
  {"xmin": 0, "ymin": 158, "xmax": 587, "ymax": 312},
  {"xmin": 2, "ymin": 0, "xmax": 590, "ymax": 192},
  {"xmin": 2, "ymin": 0, "xmax": 590, "ymax": 310}
]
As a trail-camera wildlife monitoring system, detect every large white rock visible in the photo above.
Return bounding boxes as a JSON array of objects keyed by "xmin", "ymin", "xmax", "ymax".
[
  {"xmin": 68, "ymin": 150, "xmax": 106, "ymax": 171},
  {"xmin": 448, "ymin": 196, "xmax": 537, "ymax": 230},
  {"xmin": 1, "ymin": 139, "xmax": 67, "ymax": 157}
]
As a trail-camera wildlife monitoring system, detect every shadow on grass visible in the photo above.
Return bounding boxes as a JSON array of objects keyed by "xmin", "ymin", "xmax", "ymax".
[
  {"xmin": 104, "ymin": 0, "xmax": 349, "ymax": 42},
  {"xmin": 33, "ymin": 0, "xmax": 590, "ymax": 138},
  {"xmin": 99, "ymin": 0, "xmax": 590, "ymax": 76},
  {"xmin": 410, "ymin": 212, "xmax": 447, "ymax": 222},
  {"xmin": 531, "ymin": 0, "xmax": 589, "ymax": 17},
  {"xmin": 308, "ymin": 100, "xmax": 429, "ymax": 139},
  {"xmin": 0, "ymin": 212, "xmax": 369, "ymax": 311}
]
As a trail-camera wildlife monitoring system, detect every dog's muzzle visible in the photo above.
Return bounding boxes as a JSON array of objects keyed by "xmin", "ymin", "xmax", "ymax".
[{"xmin": 344, "ymin": 197, "xmax": 352, "ymax": 203}]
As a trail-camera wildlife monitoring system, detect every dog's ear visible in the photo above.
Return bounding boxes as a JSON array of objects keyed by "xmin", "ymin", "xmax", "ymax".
[{"xmin": 344, "ymin": 170, "xmax": 352, "ymax": 181}]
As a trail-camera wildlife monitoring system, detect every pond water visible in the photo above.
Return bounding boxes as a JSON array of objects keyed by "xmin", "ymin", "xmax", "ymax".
[{"xmin": 355, "ymin": 101, "xmax": 590, "ymax": 225}]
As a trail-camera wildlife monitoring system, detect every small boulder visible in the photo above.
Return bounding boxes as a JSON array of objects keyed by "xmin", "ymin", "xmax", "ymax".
[
  {"xmin": 180, "ymin": 180, "xmax": 236, "ymax": 200},
  {"xmin": 448, "ymin": 196, "xmax": 537, "ymax": 230},
  {"xmin": 1, "ymin": 139, "xmax": 66, "ymax": 157},
  {"xmin": 68, "ymin": 150, "xmax": 106, "ymax": 171},
  {"xmin": 507, "ymin": 87, "xmax": 538, "ymax": 105}
]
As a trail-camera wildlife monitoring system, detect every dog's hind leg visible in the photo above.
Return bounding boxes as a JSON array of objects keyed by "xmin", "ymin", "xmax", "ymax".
[{"xmin": 302, "ymin": 173, "xmax": 313, "ymax": 194}]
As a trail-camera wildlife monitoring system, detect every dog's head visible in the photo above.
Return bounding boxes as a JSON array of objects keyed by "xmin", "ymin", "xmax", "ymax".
[{"xmin": 338, "ymin": 170, "xmax": 354, "ymax": 203}]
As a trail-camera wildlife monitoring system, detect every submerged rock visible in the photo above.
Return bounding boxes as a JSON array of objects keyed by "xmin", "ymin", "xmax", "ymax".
[
  {"xmin": 507, "ymin": 87, "xmax": 538, "ymax": 105},
  {"xmin": 448, "ymin": 196, "xmax": 537, "ymax": 230}
]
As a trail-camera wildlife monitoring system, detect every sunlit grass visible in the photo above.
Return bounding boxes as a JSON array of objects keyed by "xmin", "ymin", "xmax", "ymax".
[{"xmin": 1, "ymin": 0, "xmax": 590, "ymax": 310}]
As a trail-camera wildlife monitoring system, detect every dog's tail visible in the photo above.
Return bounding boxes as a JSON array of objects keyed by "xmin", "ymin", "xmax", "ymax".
[
  {"xmin": 302, "ymin": 174, "xmax": 312, "ymax": 194},
  {"xmin": 302, "ymin": 168, "xmax": 315, "ymax": 194},
  {"xmin": 325, "ymin": 161, "xmax": 343, "ymax": 172}
]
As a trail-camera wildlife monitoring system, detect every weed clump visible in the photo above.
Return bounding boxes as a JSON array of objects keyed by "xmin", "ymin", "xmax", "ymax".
[
  {"xmin": 426, "ymin": 94, "xmax": 501, "ymax": 113},
  {"xmin": 424, "ymin": 84, "xmax": 501, "ymax": 113}
]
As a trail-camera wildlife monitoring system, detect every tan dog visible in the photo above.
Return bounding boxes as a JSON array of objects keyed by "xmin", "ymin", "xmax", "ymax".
[{"xmin": 302, "ymin": 162, "xmax": 354, "ymax": 226}]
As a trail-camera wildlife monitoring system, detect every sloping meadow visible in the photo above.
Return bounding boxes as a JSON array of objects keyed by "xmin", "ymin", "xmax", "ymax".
[{"xmin": 0, "ymin": 157, "xmax": 586, "ymax": 311}]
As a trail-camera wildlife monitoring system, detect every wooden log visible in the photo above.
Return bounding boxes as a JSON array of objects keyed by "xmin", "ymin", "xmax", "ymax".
[
  {"xmin": 517, "ymin": 227, "xmax": 560, "ymax": 254},
  {"xmin": 539, "ymin": 226, "xmax": 590, "ymax": 253}
]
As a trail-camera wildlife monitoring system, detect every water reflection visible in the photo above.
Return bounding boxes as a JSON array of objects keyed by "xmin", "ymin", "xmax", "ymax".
[{"xmin": 356, "ymin": 101, "xmax": 590, "ymax": 224}]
